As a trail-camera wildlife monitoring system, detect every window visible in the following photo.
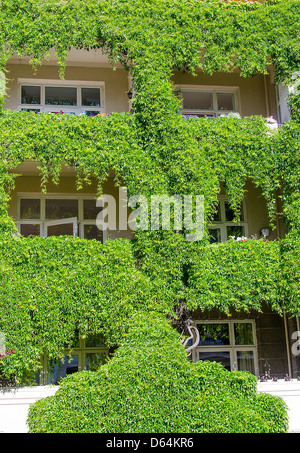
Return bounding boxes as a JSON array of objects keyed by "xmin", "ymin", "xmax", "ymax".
[
  {"xmin": 192, "ymin": 320, "xmax": 258, "ymax": 375},
  {"xmin": 177, "ymin": 86, "xmax": 240, "ymax": 118},
  {"xmin": 19, "ymin": 79, "xmax": 104, "ymax": 116},
  {"xmin": 208, "ymin": 198, "xmax": 248, "ymax": 243},
  {"xmin": 38, "ymin": 333, "xmax": 109, "ymax": 385},
  {"xmin": 17, "ymin": 195, "xmax": 104, "ymax": 242}
]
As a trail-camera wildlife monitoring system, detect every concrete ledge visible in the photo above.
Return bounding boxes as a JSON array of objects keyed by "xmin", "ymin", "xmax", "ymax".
[
  {"xmin": 1, "ymin": 381, "xmax": 300, "ymax": 433},
  {"xmin": 0, "ymin": 386, "xmax": 59, "ymax": 433},
  {"xmin": 258, "ymin": 379, "xmax": 300, "ymax": 433},
  {"xmin": 0, "ymin": 386, "xmax": 59, "ymax": 404},
  {"xmin": 258, "ymin": 379, "xmax": 300, "ymax": 396}
]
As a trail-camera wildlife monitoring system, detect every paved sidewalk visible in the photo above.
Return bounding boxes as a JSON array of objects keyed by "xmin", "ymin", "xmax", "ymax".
[{"xmin": 0, "ymin": 380, "xmax": 300, "ymax": 433}]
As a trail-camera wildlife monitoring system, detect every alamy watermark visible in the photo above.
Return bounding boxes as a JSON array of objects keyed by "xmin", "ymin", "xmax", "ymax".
[
  {"xmin": 292, "ymin": 331, "xmax": 300, "ymax": 357},
  {"xmin": 96, "ymin": 187, "xmax": 204, "ymax": 241}
]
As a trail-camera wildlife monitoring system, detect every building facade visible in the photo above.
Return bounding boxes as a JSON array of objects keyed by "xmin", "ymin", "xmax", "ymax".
[{"xmin": 3, "ymin": 47, "xmax": 299, "ymax": 383}]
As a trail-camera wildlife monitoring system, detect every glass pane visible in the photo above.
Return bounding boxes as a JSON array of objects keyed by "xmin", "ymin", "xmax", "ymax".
[
  {"xmin": 47, "ymin": 110, "xmax": 76, "ymax": 115},
  {"xmin": 45, "ymin": 86, "xmax": 77, "ymax": 106},
  {"xmin": 197, "ymin": 323, "xmax": 230, "ymax": 346},
  {"xmin": 21, "ymin": 85, "xmax": 41, "ymax": 105},
  {"xmin": 84, "ymin": 224, "xmax": 103, "ymax": 242},
  {"xmin": 182, "ymin": 91, "xmax": 213, "ymax": 110},
  {"xmin": 217, "ymin": 92, "xmax": 234, "ymax": 111},
  {"xmin": 47, "ymin": 223, "xmax": 74, "ymax": 237},
  {"xmin": 227, "ymin": 225, "xmax": 245, "ymax": 239},
  {"xmin": 82, "ymin": 110, "xmax": 99, "ymax": 116},
  {"xmin": 85, "ymin": 353, "xmax": 107, "ymax": 371},
  {"xmin": 213, "ymin": 202, "xmax": 221, "ymax": 221},
  {"xmin": 47, "ymin": 355, "xmax": 78, "ymax": 384},
  {"xmin": 209, "ymin": 228, "xmax": 221, "ymax": 244},
  {"xmin": 20, "ymin": 199, "xmax": 40, "ymax": 219},
  {"xmin": 225, "ymin": 202, "xmax": 244, "ymax": 221},
  {"xmin": 83, "ymin": 199, "xmax": 101, "ymax": 220},
  {"xmin": 237, "ymin": 351, "xmax": 255, "ymax": 374},
  {"xmin": 21, "ymin": 108, "xmax": 40, "ymax": 113},
  {"xmin": 234, "ymin": 323, "xmax": 254, "ymax": 345},
  {"xmin": 46, "ymin": 199, "xmax": 78, "ymax": 220},
  {"xmin": 182, "ymin": 113, "xmax": 215, "ymax": 118},
  {"xmin": 81, "ymin": 88, "xmax": 101, "ymax": 106},
  {"xmin": 20, "ymin": 223, "xmax": 40, "ymax": 237},
  {"xmin": 85, "ymin": 333, "xmax": 107, "ymax": 348},
  {"xmin": 199, "ymin": 351, "xmax": 231, "ymax": 371}
]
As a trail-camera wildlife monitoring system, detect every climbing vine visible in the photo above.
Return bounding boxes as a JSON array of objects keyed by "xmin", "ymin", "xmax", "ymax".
[{"xmin": 0, "ymin": 0, "xmax": 299, "ymax": 385}]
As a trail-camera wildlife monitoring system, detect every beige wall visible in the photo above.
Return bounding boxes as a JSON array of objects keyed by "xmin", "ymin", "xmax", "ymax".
[
  {"xmin": 4, "ymin": 63, "xmax": 130, "ymax": 114},
  {"xmin": 8, "ymin": 163, "xmax": 278, "ymax": 242},
  {"xmin": 4, "ymin": 61, "xmax": 278, "ymax": 119},
  {"xmin": 243, "ymin": 180, "xmax": 280, "ymax": 240},
  {"xmin": 4, "ymin": 60, "xmax": 280, "ymax": 240},
  {"xmin": 172, "ymin": 70, "xmax": 278, "ymax": 119}
]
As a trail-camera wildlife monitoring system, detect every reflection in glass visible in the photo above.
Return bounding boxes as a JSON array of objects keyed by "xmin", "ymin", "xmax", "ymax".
[
  {"xmin": 83, "ymin": 199, "xmax": 101, "ymax": 220},
  {"xmin": 197, "ymin": 323, "xmax": 230, "ymax": 346},
  {"xmin": 48, "ymin": 110, "xmax": 76, "ymax": 115},
  {"xmin": 237, "ymin": 351, "xmax": 255, "ymax": 374},
  {"xmin": 209, "ymin": 228, "xmax": 221, "ymax": 244},
  {"xmin": 48, "ymin": 355, "xmax": 79, "ymax": 384},
  {"xmin": 47, "ymin": 223, "xmax": 74, "ymax": 237},
  {"xmin": 234, "ymin": 323, "xmax": 254, "ymax": 345},
  {"xmin": 21, "ymin": 85, "xmax": 41, "ymax": 104},
  {"xmin": 82, "ymin": 110, "xmax": 99, "ymax": 116},
  {"xmin": 227, "ymin": 225, "xmax": 245, "ymax": 239},
  {"xmin": 20, "ymin": 199, "xmax": 41, "ymax": 219},
  {"xmin": 213, "ymin": 202, "xmax": 221, "ymax": 221},
  {"xmin": 217, "ymin": 93, "xmax": 234, "ymax": 111},
  {"xmin": 46, "ymin": 199, "xmax": 78, "ymax": 220},
  {"xmin": 21, "ymin": 108, "xmax": 40, "ymax": 113},
  {"xmin": 85, "ymin": 333, "xmax": 107, "ymax": 348},
  {"xmin": 85, "ymin": 353, "xmax": 107, "ymax": 372},
  {"xmin": 183, "ymin": 91, "xmax": 213, "ymax": 110},
  {"xmin": 225, "ymin": 202, "xmax": 244, "ymax": 222},
  {"xmin": 84, "ymin": 225, "xmax": 103, "ymax": 242},
  {"xmin": 45, "ymin": 86, "xmax": 77, "ymax": 106},
  {"xmin": 81, "ymin": 88, "xmax": 101, "ymax": 106},
  {"xmin": 199, "ymin": 351, "xmax": 231, "ymax": 371},
  {"xmin": 20, "ymin": 223, "xmax": 40, "ymax": 237}
]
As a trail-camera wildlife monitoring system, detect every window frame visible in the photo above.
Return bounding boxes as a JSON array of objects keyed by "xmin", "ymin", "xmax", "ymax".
[
  {"xmin": 208, "ymin": 196, "xmax": 248, "ymax": 243},
  {"xmin": 18, "ymin": 78, "xmax": 105, "ymax": 115},
  {"xmin": 44, "ymin": 216, "xmax": 79, "ymax": 238},
  {"xmin": 191, "ymin": 319, "xmax": 259, "ymax": 376},
  {"xmin": 39, "ymin": 335, "xmax": 109, "ymax": 385},
  {"xmin": 177, "ymin": 85, "xmax": 240, "ymax": 118},
  {"xmin": 16, "ymin": 194, "xmax": 106, "ymax": 242}
]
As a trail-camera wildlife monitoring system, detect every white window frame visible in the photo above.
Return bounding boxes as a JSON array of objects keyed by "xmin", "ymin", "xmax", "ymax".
[
  {"xmin": 16, "ymin": 194, "xmax": 106, "ymax": 242},
  {"xmin": 208, "ymin": 196, "xmax": 248, "ymax": 243},
  {"xmin": 176, "ymin": 85, "xmax": 240, "ymax": 118},
  {"xmin": 191, "ymin": 319, "xmax": 259, "ymax": 376},
  {"xmin": 18, "ymin": 78, "xmax": 105, "ymax": 115},
  {"xmin": 44, "ymin": 217, "xmax": 79, "ymax": 238}
]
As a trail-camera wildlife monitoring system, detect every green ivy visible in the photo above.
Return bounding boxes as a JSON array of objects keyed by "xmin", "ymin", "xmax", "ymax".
[
  {"xmin": 0, "ymin": 0, "xmax": 299, "ymax": 432},
  {"xmin": 26, "ymin": 312, "xmax": 289, "ymax": 433}
]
